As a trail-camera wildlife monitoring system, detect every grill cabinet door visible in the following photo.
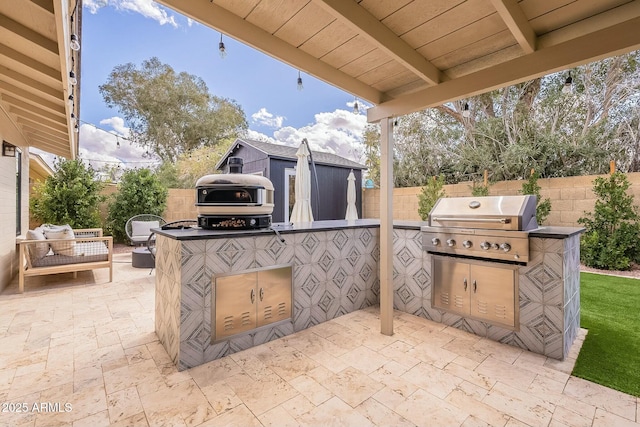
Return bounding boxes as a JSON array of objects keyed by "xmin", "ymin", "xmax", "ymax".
[
  {"xmin": 214, "ymin": 272, "xmax": 257, "ymax": 340},
  {"xmin": 470, "ymin": 264, "xmax": 516, "ymax": 328},
  {"xmin": 432, "ymin": 257, "xmax": 470, "ymax": 315},
  {"xmin": 257, "ymin": 267, "xmax": 292, "ymax": 327}
]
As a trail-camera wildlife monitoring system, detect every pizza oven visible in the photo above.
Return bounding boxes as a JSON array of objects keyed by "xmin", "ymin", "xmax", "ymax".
[{"xmin": 195, "ymin": 157, "xmax": 274, "ymax": 229}]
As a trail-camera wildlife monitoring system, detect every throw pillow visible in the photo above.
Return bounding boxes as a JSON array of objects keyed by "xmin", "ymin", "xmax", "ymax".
[
  {"xmin": 43, "ymin": 225, "xmax": 76, "ymax": 256},
  {"xmin": 26, "ymin": 227, "xmax": 50, "ymax": 261}
]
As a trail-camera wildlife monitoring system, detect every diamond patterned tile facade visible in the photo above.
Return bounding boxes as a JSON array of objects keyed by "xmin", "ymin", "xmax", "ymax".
[{"xmin": 156, "ymin": 227, "xmax": 581, "ymax": 370}]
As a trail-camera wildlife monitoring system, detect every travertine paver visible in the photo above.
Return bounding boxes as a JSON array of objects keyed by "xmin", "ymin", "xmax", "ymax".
[{"xmin": 0, "ymin": 253, "xmax": 638, "ymax": 426}]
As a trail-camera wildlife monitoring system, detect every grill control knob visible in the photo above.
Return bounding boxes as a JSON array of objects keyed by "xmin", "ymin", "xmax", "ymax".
[
  {"xmin": 491, "ymin": 243, "xmax": 500, "ymax": 250},
  {"xmin": 500, "ymin": 243, "xmax": 512, "ymax": 252},
  {"xmin": 431, "ymin": 237, "xmax": 440, "ymax": 246},
  {"xmin": 462, "ymin": 240, "xmax": 472, "ymax": 248},
  {"xmin": 480, "ymin": 241, "xmax": 490, "ymax": 250},
  {"xmin": 446, "ymin": 239, "xmax": 456, "ymax": 247}
]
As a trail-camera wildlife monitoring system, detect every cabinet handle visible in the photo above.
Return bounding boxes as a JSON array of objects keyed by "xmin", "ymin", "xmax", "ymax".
[
  {"xmin": 473, "ymin": 280, "xmax": 477, "ymax": 293},
  {"xmin": 463, "ymin": 278, "xmax": 467, "ymax": 291},
  {"xmin": 250, "ymin": 288, "xmax": 255, "ymax": 304},
  {"xmin": 259, "ymin": 287, "xmax": 264, "ymax": 301}
]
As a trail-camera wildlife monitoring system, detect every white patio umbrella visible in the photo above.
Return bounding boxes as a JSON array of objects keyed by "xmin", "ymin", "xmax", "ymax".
[
  {"xmin": 289, "ymin": 142, "xmax": 314, "ymax": 223},
  {"xmin": 345, "ymin": 169, "xmax": 358, "ymax": 221}
]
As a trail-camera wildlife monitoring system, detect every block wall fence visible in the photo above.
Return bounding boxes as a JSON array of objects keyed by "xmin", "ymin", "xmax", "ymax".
[
  {"xmin": 93, "ymin": 172, "xmax": 640, "ymax": 228},
  {"xmin": 362, "ymin": 172, "xmax": 640, "ymax": 227}
]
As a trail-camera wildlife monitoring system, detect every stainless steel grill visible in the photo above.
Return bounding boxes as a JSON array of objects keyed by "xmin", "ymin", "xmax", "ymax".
[
  {"xmin": 422, "ymin": 195, "xmax": 538, "ymax": 330},
  {"xmin": 421, "ymin": 195, "xmax": 538, "ymax": 263}
]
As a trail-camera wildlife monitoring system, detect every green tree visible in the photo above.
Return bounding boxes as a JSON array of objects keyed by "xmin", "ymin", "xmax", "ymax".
[
  {"xmin": 578, "ymin": 172, "xmax": 640, "ymax": 270},
  {"xmin": 30, "ymin": 159, "xmax": 104, "ymax": 228},
  {"xmin": 99, "ymin": 57, "xmax": 248, "ymax": 163},
  {"xmin": 418, "ymin": 175, "xmax": 446, "ymax": 220},
  {"xmin": 107, "ymin": 168, "xmax": 168, "ymax": 243},
  {"xmin": 362, "ymin": 124, "xmax": 381, "ymax": 187},
  {"xmin": 520, "ymin": 170, "xmax": 552, "ymax": 224}
]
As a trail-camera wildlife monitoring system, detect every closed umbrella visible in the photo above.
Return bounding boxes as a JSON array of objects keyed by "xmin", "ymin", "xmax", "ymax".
[
  {"xmin": 290, "ymin": 142, "xmax": 314, "ymax": 223},
  {"xmin": 345, "ymin": 169, "xmax": 358, "ymax": 220}
]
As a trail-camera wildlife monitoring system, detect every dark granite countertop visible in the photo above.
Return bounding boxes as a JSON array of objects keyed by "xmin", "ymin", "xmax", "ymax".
[
  {"xmin": 154, "ymin": 219, "xmax": 584, "ymax": 241},
  {"xmin": 154, "ymin": 219, "xmax": 381, "ymax": 240},
  {"xmin": 528, "ymin": 226, "xmax": 585, "ymax": 239}
]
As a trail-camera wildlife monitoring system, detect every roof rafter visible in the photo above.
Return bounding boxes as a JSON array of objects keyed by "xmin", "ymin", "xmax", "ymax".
[
  {"xmin": 313, "ymin": 0, "xmax": 443, "ymax": 85},
  {"xmin": 368, "ymin": 14, "xmax": 640, "ymax": 121},
  {"xmin": 489, "ymin": 0, "xmax": 536, "ymax": 54},
  {"xmin": 0, "ymin": 12, "xmax": 59, "ymax": 55},
  {"xmin": 3, "ymin": 94, "xmax": 65, "ymax": 123},
  {"xmin": 0, "ymin": 42, "xmax": 61, "ymax": 82},
  {"xmin": 0, "ymin": 80, "xmax": 64, "ymax": 114},
  {"xmin": 155, "ymin": 0, "xmax": 387, "ymax": 104}
]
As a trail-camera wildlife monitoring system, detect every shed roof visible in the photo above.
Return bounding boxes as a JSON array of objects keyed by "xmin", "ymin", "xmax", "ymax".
[{"xmin": 216, "ymin": 138, "xmax": 367, "ymax": 171}]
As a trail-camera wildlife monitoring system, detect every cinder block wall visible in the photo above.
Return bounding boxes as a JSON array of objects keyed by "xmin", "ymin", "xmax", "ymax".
[{"xmin": 362, "ymin": 172, "xmax": 640, "ymax": 227}]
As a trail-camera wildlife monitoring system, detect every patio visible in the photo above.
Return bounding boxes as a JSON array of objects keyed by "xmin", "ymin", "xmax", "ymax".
[{"xmin": 0, "ymin": 253, "xmax": 637, "ymax": 426}]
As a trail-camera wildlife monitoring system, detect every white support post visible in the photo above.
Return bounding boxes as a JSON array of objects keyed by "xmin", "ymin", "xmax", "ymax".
[{"xmin": 379, "ymin": 117, "xmax": 394, "ymax": 336}]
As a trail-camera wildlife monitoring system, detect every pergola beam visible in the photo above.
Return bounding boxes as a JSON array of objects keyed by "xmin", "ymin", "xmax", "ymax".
[
  {"xmin": 313, "ymin": 0, "xmax": 442, "ymax": 85},
  {"xmin": 368, "ymin": 13, "xmax": 640, "ymax": 122},
  {"xmin": 489, "ymin": 0, "xmax": 536, "ymax": 54},
  {"xmin": 156, "ymin": 0, "xmax": 387, "ymax": 104}
]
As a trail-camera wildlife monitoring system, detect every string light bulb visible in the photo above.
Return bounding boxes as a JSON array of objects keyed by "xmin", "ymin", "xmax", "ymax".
[
  {"xmin": 218, "ymin": 33, "xmax": 226, "ymax": 58},
  {"xmin": 70, "ymin": 33, "xmax": 80, "ymax": 51},
  {"xmin": 116, "ymin": 136, "xmax": 120, "ymax": 149},
  {"xmin": 67, "ymin": 94, "xmax": 74, "ymax": 108},
  {"xmin": 297, "ymin": 70, "xmax": 303, "ymax": 91},
  {"xmin": 353, "ymin": 97, "xmax": 360, "ymax": 114},
  {"xmin": 462, "ymin": 102, "xmax": 471, "ymax": 118},
  {"xmin": 562, "ymin": 74, "xmax": 573, "ymax": 94},
  {"xmin": 74, "ymin": 123, "xmax": 79, "ymax": 133},
  {"xmin": 69, "ymin": 70, "xmax": 77, "ymax": 86}
]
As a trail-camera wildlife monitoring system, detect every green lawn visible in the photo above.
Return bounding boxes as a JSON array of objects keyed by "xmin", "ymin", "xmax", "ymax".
[{"xmin": 572, "ymin": 272, "xmax": 640, "ymax": 397}]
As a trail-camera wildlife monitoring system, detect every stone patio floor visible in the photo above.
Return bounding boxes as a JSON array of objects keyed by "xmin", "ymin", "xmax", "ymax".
[{"xmin": 1, "ymin": 253, "xmax": 639, "ymax": 426}]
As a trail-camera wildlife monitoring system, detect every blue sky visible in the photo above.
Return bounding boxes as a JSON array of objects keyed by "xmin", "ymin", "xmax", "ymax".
[{"xmin": 70, "ymin": 0, "xmax": 370, "ymax": 170}]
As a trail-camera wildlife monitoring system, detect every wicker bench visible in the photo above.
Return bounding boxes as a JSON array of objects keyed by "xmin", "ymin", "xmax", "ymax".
[{"xmin": 18, "ymin": 228, "xmax": 113, "ymax": 293}]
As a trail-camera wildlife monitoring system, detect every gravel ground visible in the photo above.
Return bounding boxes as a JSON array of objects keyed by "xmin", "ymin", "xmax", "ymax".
[
  {"xmin": 580, "ymin": 264, "xmax": 640, "ymax": 279},
  {"xmin": 113, "ymin": 243, "xmax": 135, "ymax": 254}
]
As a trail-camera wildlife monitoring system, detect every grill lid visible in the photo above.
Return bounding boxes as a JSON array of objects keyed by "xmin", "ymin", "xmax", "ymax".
[{"xmin": 428, "ymin": 195, "xmax": 538, "ymax": 231}]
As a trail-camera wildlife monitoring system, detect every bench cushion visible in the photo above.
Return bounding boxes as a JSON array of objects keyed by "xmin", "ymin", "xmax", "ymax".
[{"xmin": 31, "ymin": 242, "xmax": 110, "ymax": 268}]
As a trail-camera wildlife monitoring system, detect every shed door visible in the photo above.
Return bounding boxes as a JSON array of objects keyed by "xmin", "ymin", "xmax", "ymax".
[{"xmin": 284, "ymin": 168, "xmax": 295, "ymax": 223}]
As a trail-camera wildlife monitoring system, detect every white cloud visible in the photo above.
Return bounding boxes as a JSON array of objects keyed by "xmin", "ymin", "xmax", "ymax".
[
  {"xmin": 270, "ymin": 108, "xmax": 368, "ymax": 163},
  {"xmin": 251, "ymin": 108, "xmax": 285, "ymax": 128},
  {"xmin": 84, "ymin": 0, "xmax": 178, "ymax": 28},
  {"xmin": 78, "ymin": 120, "xmax": 159, "ymax": 171}
]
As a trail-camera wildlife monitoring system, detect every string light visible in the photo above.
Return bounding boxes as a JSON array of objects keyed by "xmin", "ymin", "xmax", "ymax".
[
  {"xmin": 218, "ymin": 33, "xmax": 226, "ymax": 58},
  {"xmin": 562, "ymin": 74, "xmax": 573, "ymax": 94},
  {"xmin": 70, "ymin": 34, "xmax": 80, "ymax": 51},
  {"xmin": 69, "ymin": 70, "xmax": 77, "ymax": 86},
  {"xmin": 462, "ymin": 102, "xmax": 471, "ymax": 118},
  {"xmin": 353, "ymin": 97, "xmax": 360, "ymax": 114},
  {"xmin": 297, "ymin": 70, "xmax": 303, "ymax": 91}
]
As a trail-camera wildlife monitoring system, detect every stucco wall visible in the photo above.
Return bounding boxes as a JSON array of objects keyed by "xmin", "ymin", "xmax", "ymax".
[
  {"xmin": 0, "ymin": 119, "xmax": 29, "ymax": 292},
  {"xmin": 362, "ymin": 172, "xmax": 640, "ymax": 227}
]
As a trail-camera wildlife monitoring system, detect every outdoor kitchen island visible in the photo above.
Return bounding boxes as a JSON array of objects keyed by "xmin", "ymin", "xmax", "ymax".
[
  {"xmin": 154, "ymin": 219, "xmax": 583, "ymax": 370},
  {"xmin": 154, "ymin": 219, "xmax": 381, "ymax": 370}
]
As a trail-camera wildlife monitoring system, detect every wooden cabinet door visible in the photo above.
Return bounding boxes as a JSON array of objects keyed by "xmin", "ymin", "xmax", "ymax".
[
  {"xmin": 432, "ymin": 257, "xmax": 470, "ymax": 315},
  {"xmin": 257, "ymin": 267, "xmax": 292, "ymax": 327},
  {"xmin": 214, "ymin": 272, "xmax": 257, "ymax": 340},
  {"xmin": 470, "ymin": 264, "xmax": 516, "ymax": 328}
]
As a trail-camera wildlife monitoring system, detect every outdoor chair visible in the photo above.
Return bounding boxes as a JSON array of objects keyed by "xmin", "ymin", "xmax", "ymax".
[{"xmin": 125, "ymin": 214, "xmax": 166, "ymax": 246}]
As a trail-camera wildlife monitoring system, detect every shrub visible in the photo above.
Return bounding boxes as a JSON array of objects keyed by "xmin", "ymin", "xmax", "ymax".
[
  {"xmin": 30, "ymin": 159, "xmax": 104, "ymax": 228},
  {"xmin": 106, "ymin": 168, "xmax": 168, "ymax": 243},
  {"xmin": 471, "ymin": 181, "xmax": 490, "ymax": 196},
  {"xmin": 578, "ymin": 172, "xmax": 640, "ymax": 270},
  {"xmin": 418, "ymin": 175, "xmax": 446, "ymax": 220},
  {"xmin": 520, "ymin": 170, "xmax": 551, "ymax": 224}
]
